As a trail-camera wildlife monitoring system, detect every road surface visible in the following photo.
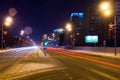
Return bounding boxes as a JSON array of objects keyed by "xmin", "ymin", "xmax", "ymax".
[{"xmin": 0, "ymin": 47, "xmax": 120, "ymax": 80}]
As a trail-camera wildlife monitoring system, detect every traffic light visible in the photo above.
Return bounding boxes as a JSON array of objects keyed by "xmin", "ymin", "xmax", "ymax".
[
  {"xmin": 43, "ymin": 41, "xmax": 48, "ymax": 46},
  {"xmin": 3, "ymin": 31, "xmax": 7, "ymax": 35}
]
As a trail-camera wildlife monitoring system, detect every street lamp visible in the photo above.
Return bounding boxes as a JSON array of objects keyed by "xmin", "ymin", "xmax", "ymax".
[
  {"xmin": 4, "ymin": 17, "xmax": 13, "ymax": 26},
  {"xmin": 100, "ymin": 2, "xmax": 110, "ymax": 11},
  {"xmin": 99, "ymin": 1, "xmax": 112, "ymax": 17},
  {"xmin": 100, "ymin": 1, "xmax": 117, "ymax": 55},
  {"xmin": 52, "ymin": 33, "xmax": 55, "ymax": 46},
  {"xmin": 20, "ymin": 30, "xmax": 25, "ymax": 36},
  {"xmin": 52, "ymin": 33, "xmax": 55, "ymax": 38},
  {"xmin": 1, "ymin": 16, "xmax": 13, "ymax": 49},
  {"xmin": 65, "ymin": 23, "xmax": 72, "ymax": 32},
  {"xmin": 65, "ymin": 23, "xmax": 74, "ymax": 48}
]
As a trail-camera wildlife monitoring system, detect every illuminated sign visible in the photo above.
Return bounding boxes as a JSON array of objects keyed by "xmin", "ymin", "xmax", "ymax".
[{"xmin": 85, "ymin": 35, "xmax": 98, "ymax": 43}]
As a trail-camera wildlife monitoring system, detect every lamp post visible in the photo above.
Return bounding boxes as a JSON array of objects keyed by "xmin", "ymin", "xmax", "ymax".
[
  {"xmin": 114, "ymin": 16, "xmax": 117, "ymax": 55},
  {"xmin": 52, "ymin": 33, "xmax": 55, "ymax": 46},
  {"xmin": 20, "ymin": 30, "xmax": 25, "ymax": 36},
  {"xmin": 65, "ymin": 23, "xmax": 74, "ymax": 48},
  {"xmin": 1, "ymin": 24, "xmax": 4, "ymax": 49},
  {"xmin": 1, "ymin": 16, "xmax": 13, "ymax": 49},
  {"xmin": 100, "ymin": 1, "xmax": 117, "ymax": 55}
]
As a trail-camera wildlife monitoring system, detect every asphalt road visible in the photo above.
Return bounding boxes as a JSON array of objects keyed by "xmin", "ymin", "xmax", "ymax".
[
  {"xmin": 0, "ymin": 47, "xmax": 120, "ymax": 80},
  {"xmin": 0, "ymin": 46, "xmax": 43, "ymax": 79},
  {"xmin": 16, "ymin": 47, "xmax": 120, "ymax": 80},
  {"xmin": 0, "ymin": 47, "xmax": 65, "ymax": 80},
  {"xmin": 0, "ymin": 48, "xmax": 30, "ymax": 73},
  {"xmin": 49, "ymin": 48, "xmax": 120, "ymax": 80}
]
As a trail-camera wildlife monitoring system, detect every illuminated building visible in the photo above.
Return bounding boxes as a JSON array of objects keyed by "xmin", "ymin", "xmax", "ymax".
[
  {"xmin": 70, "ymin": 13, "xmax": 85, "ymax": 46},
  {"xmin": 54, "ymin": 28, "xmax": 65, "ymax": 46},
  {"xmin": 84, "ymin": 1, "xmax": 120, "ymax": 47}
]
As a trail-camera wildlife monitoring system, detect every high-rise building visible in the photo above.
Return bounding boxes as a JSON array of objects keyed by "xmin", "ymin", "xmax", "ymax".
[
  {"xmin": 115, "ymin": 2, "xmax": 120, "ymax": 46},
  {"xmin": 70, "ymin": 13, "xmax": 85, "ymax": 46}
]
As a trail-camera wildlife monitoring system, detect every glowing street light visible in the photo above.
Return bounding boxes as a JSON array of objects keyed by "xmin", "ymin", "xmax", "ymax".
[
  {"xmin": 99, "ymin": 1, "xmax": 113, "ymax": 17},
  {"xmin": 52, "ymin": 33, "xmax": 55, "ymax": 41},
  {"xmin": 52, "ymin": 33, "xmax": 55, "ymax": 37},
  {"xmin": 1, "ymin": 16, "xmax": 13, "ymax": 49},
  {"xmin": 104, "ymin": 10, "xmax": 111, "ymax": 16},
  {"xmin": 65, "ymin": 23, "xmax": 74, "ymax": 48},
  {"xmin": 65, "ymin": 23, "xmax": 72, "ymax": 32},
  {"xmin": 99, "ymin": 1, "xmax": 113, "ymax": 18},
  {"xmin": 4, "ymin": 17, "xmax": 12, "ymax": 26},
  {"xmin": 20, "ymin": 30, "xmax": 25, "ymax": 36},
  {"xmin": 99, "ymin": 1, "xmax": 117, "ymax": 55},
  {"xmin": 100, "ymin": 2, "xmax": 110, "ymax": 10},
  {"xmin": 5, "ymin": 17, "xmax": 13, "ymax": 23}
]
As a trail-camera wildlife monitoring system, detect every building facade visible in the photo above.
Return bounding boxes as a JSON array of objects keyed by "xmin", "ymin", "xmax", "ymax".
[
  {"xmin": 84, "ymin": 1, "xmax": 120, "ymax": 47},
  {"xmin": 62, "ymin": 1, "xmax": 120, "ymax": 47},
  {"xmin": 70, "ymin": 13, "xmax": 85, "ymax": 46}
]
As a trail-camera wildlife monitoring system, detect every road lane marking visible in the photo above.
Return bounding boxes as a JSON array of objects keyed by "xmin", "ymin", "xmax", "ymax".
[{"xmin": 62, "ymin": 70, "xmax": 73, "ymax": 80}]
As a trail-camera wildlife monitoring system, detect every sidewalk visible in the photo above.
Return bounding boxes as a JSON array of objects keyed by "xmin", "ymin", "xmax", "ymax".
[
  {"xmin": 69, "ymin": 50, "xmax": 120, "ymax": 58},
  {"xmin": 0, "ymin": 49, "xmax": 11, "ymax": 53}
]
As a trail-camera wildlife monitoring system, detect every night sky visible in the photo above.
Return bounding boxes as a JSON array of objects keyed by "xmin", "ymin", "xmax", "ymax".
[{"xmin": 0, "ymin": 0, "xmax": 97, "ymax": 44}]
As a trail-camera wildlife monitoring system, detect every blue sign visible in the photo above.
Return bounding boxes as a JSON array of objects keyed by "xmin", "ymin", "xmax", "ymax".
[{"xmin": 85, "ymin": 35, "xmax": 98, "ymax": 43}]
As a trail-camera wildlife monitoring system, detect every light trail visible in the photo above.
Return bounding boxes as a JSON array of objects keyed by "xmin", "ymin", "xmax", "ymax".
[{"xmin": 48, "ymin": 48, "xmax": 120, "ymax": 69}]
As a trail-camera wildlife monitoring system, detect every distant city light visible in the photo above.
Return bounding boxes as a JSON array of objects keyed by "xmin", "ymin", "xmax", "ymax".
[
  {"xmin": 54, "ymin": 28, "xmax": 64, "ymax": 33},
  {"xmin": 70, "ymin": 13, "xmax": 84, "ymax": 20},
  {"xmin": 66, "ymin": 23, "xmax": 72, "ymax": 32},
  {"xmin": 20, "ymin": 30, "xmax": 24, "ymax": 36}
]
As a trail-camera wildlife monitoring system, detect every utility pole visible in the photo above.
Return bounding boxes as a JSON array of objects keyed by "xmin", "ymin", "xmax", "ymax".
[
  {"xmin": 1, "ymin": 24, "xmax": 4, "ymax": 49},
  {"xmin": 114, "ymin": 16, "xmax": 117, "ymax": 56}
]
